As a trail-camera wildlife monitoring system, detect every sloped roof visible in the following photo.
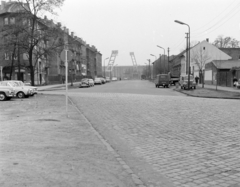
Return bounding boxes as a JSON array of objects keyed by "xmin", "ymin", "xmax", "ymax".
[
  {"xmin": 0, "ymin": 1, "xmax": 28, "ymax": 14},
  {"xmin": 169, "ymin": 42, "xmax": 200, "ymax": 62},
  {"xmin": 212, "ymin": 60, "xmax": 240, "ymax": 69},
  {"xmin": 219, "ymin": 48, "xmax": 240, "ymax": 60}
]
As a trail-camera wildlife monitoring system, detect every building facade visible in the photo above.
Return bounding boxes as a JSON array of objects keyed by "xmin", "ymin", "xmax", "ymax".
[{"xmin": 0, "ymin": 0, "xmax": 102, "ymax": 85}]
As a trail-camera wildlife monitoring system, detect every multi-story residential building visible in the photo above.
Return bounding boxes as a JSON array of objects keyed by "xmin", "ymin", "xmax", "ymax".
[
  {"xmin": 0, "ymin": 1, "xmax": 102, "ymax": 85},
  {"xmin": 96, "ymin": 52, "xmax": 102, "ymax": 77}
]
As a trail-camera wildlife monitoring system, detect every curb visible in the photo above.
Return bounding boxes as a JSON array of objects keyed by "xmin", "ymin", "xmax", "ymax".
[
  {"xmin": 68, "ymin": 97, "xmax": 147, "ymax": 187},
  {"xmin": 174, "ymin": 89, "xmax": 240, "ymax": 100}
]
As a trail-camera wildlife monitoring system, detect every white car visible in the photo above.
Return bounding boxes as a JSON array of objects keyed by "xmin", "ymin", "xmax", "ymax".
[
  {"xmin": 0, "ymin": 86, "xmax": 15, "ymax": 101},
  {"xmin": 0, "ymin": 81, "xmax": 33, "ymax": 98},
  {"xmin": 94, "ymin": 78, "xmax": 102, "ymax": 85},
  {"xmin": 112, "ymin": 77, "xmax": 118, "ymax": 81},
  {"xmin": 10, "ymin": 80, "xmax": 38, "ymax": 96}
]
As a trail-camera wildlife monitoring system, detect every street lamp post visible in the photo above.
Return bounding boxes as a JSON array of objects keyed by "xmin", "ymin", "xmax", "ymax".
[
  {"xmin": 150, "ymin": 54, "xmax": 157, "ymax": 60},
  {"xmin": 147, "ymin": 59, "xmax": 151, "ymax": 80},
  {"xmin": 150, "ymin": 54, "xmax": 157, "ymax": 79},
  {"xmin": 174, "ymin": 20, "xmax": 191, "ymax": 90},
  {"xmin": 157, "ymin": 45, "xmax": 166, "ymax": 73},
  {"xmin": 104, "ymin": 57, "xmax": 109, "ymax": 78}
]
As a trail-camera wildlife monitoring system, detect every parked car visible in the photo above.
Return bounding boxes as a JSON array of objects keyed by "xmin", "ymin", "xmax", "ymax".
[
  {"xmin": 100, "ymin": 77, "xmax": 106, "ymax": 84},
  {"xmin": 0, "ymin": 81, "xmax": 33, "ymax": 98},
  {"xmin": 112, "ymin": 77, "xmax": 118, "ymax": 81},
  {"xmin": 0, "ymin": 86, "xmax": 15, "ymax": 101},
  {"xmin": 105, "ymin": 77, "xmax": 110, "ymax": 82},
  {"xmin": 79, "ymin": 78, "xmax": 90, "ymax": 88},
  {"xmin": 7, "ymin": 80, "xmax": 38, "ymax": 96},
  {"xmin": 180, "ymin": 75, "xmax": 196, "ymax": 89},
  {"xmin": 94, "ymin": 78, "xmax": 102, "ymax": 85},
  {"xmin": 154, "ymin": 74, "xmax": 171, "ymax": 88},
  {"xmin": 88, "ymin": 79, "xmax": 94, "ymax": 86}
]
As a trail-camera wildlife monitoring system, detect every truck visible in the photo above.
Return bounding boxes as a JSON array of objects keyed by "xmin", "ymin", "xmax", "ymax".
[
  {"xmin": 141, "ymin": 75, "xmax": 146, "ymax": 80},
  {"xmin": 170, "ymin": 77, "xmax": 180, "ymax": 85},
  {"xmin": 154, "ymin": 74, "xmax": 171, "ymax": 88}
]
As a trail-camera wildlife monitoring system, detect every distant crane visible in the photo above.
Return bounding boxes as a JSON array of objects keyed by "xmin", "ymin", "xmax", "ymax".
[
  {"xmin": 130, "ymin": 52, "xmax": 139, "ymax": 79},
  {"xmin": 105, "ymin": 50, "xmax": 118, "ymax": 79}
]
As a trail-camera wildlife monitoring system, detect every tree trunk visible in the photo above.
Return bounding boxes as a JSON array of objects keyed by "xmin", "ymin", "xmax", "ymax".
[
  {"xmin": 10, "ymin": 44, "xmax": 17, "ymax": 80},
  {"xmin": 29, "ymin": 51, "xmax": 35, "ymax": 86},
  {"xmin": 202, "ymin": 70, "xmax": 205, "ymax": 88}
]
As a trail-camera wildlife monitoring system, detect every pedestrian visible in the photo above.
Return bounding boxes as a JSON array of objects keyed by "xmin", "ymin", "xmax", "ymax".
[
  {"xmin": 195, "ymin": 76, "xmax": 199, "ymax": 84},
  {"xmin": 62, "ymin": 76, "xmax": 65, "ymax": 84},
  {"xmin": 233, "ymin": 77, "xmax": 238, "ymax": 87}
]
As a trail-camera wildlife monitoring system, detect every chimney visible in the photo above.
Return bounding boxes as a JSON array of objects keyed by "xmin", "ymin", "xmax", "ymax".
[
  {"xmin": 44, "ymin": 15, "xmax": 47, "ymax": 20},
  {"xmin": 206, "ymin": 38, "xmax": 209, "ymax": 42},
  {"xmin": 71, "ymin": 32, "xmax": 74, "ymax": 37}
]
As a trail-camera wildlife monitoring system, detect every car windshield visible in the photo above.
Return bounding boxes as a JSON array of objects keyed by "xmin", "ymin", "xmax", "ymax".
[
  {"xmin": 12, "ymin": 81, "xmax": 23, "ymax": 86},
  {"xmin": 160, "ymin": 75, "xmax": 168, "ymax": 78},
  {"xmin": 5, "ymin": 82, "xmax": 15, "ymax": 87}
]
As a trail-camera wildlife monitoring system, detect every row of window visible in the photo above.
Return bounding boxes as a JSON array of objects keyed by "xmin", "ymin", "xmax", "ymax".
[
  {"xmin": 4, "ymin": 17, "xmax": 29, "ymax": 26},
  {"xmin": 4, "ymin": 53, "xmax": 17, "ymax": 60},
  {"xmin": 4, "ymin": 17, "xmax": 15, "ymax": 25}
]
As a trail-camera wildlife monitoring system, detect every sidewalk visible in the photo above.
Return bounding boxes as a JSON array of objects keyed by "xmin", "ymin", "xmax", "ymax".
[
  {"xmin": 198, "ymin": 83, "xmax": 240, "ymax": 93},
  {"xmin": 37, "ymin": 82, "xmax": 81, "ymax": 91},
  {"xmin": 176, "ymin": 84, "xmax": 240, "ymax": 99},
  {"xmin": 0, "ymin": 94, "xmax": 140, "ymax": 187}
]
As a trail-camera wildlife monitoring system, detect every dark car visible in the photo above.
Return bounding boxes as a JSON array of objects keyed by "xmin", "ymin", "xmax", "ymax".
[
  {"xmin": 79, "ymin": 78, "xmax": 90, "ymax": 88},
  {"xmin": 154, "ymin": 74, "xmax": 171, "ymax": 88}
]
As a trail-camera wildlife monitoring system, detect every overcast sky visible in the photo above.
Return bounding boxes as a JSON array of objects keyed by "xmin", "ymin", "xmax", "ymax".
[{"xmin": 54, "ymin": 0, "xmax": 240, "ymax": 66}]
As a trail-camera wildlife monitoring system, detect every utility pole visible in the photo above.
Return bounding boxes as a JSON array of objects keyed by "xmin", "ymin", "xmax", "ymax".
[
  {"xmin": 167, "ymin": 47, "xmax": 170, "ymax": 73},
  {"xmin": 147, "ymin": 59, "xmax": 151, "ymax": 79},
  {"xmin": 186, "ymin": 33, "xmax": 189, "ymax": 75}
]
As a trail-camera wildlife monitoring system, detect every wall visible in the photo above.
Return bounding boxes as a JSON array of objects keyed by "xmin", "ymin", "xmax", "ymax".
[
  {"xmin": 190, "ymin": 41, "xmax": 232, "ymax": 75},
  {"xmin": 96, "ymin": 52, "xmax": 102, "ymax": 77}
]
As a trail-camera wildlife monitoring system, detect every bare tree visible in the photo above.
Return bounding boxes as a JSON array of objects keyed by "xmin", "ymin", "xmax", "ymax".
[
  {"xmin": 213, "ymin": 35, "xmax": 240, "ymax": 48},
  {"xmin": 191, "ymin": 47, "xmax": 211, "ymax": 88},
  {"xmin": 12, "ymin": 0, "xmax": 65, "ymax": 85}
]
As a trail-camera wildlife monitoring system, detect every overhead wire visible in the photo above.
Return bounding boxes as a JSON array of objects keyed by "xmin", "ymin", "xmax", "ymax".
[
  {"xmin": 192, "ymin": 0, "xmax": 238, "ymax": 33},
  {"xmin": 192, "ymin": 3, "xmax": 240, "ymax": 38}
]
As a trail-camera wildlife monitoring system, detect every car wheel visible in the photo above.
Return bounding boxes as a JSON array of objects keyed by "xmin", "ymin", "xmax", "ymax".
[
  {"xmin": 0, "ymin": 92, "xmax": 6, "ymax": 101},
  {"xmin": 17, "ymin": 92, "xmax": 25, "ymax": 98}
]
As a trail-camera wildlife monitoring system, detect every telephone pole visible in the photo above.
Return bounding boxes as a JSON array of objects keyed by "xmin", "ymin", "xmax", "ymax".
[{"xmin": 167, "ymin": 47, "xmax": 170, "ymax": 73}]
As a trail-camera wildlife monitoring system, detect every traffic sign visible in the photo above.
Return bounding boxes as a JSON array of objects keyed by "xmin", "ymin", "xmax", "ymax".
[{"xmin": 60, "ymin": 50, "xmax": 73, "ymax": 62}]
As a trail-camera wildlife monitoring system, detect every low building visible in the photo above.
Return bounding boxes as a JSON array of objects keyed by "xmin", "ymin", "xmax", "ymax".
[{"xmin": 205, "ymin": 60, "xmax": 240, "ymax": 87}]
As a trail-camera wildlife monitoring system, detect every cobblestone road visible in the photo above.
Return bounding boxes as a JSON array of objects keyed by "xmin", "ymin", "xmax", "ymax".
[{"xmin": 70, "ymin": 92, "xmax": 240, "ymax": 187}]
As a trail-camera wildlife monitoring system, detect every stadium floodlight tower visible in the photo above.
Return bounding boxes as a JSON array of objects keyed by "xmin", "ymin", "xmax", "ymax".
[
  {"xmin": 105, "ymin": 50, "xmax": 118, "ymax": 80},
  {"xmin": 130, "ymin": 52, "xmax": 139, "ymax": 79}
]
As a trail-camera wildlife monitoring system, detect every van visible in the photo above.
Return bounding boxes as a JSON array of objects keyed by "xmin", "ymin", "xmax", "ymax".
[{"xmin": 154, "ymin": 74, "xmax": 171, "ymax": 88}]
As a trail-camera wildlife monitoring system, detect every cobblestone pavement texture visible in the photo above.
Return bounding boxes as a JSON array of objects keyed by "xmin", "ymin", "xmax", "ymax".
[
  {"xmin": 0, "ymin": 95, "xmax": 137, "ymax": 187},
  {"xmin": 69, "ymin": 92, "xmax": 240, "ymax": 187}
]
